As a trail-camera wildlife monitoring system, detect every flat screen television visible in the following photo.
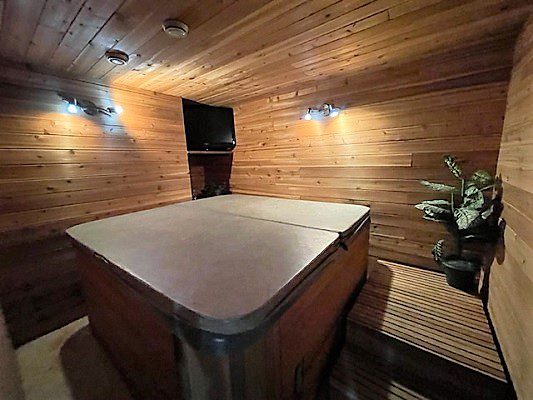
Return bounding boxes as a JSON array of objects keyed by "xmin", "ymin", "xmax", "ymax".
[{"xmin": 182, "ymin": 99, "xmax": 236, "ymax": 152}]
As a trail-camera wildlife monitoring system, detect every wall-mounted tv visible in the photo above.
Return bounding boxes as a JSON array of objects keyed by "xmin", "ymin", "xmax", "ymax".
[{"xmin": 182, "ymin": 99, "xmax": 236, "ymax": 152}]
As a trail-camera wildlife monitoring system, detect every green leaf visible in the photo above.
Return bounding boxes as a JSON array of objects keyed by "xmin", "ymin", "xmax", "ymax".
[
  {"xmin": 444, "ymin": 155, "xmax": 463, "ymax": 178},
  {"xmin": 481, "ymin": 205, "xmax": 494, "ymax": 220},
  {"xmin": 420, "ymin": 180, "xmax": 456, "ymax": 192},
  {"xmin": 471, "ymin": 170, "xmax": 493, "ymax": 188},
  {"xmin": 415, "ymin": 203, "xmax": 451, "ymax": 215},
  {"xmin": 421, "ymin": 199, "xmax": 451, "ymax": 206},
  {"xmin": 464, "ymin": 184, "xmax": 478, "ymax": 195},
  {"xmin": 462, "ymin": 185, "xmax": 484, "ymax": 209},
  {"xmin": 454, "ymin": 208, "xmax": 480, "ymax": 230},
  {"xmin": 432, "ymin": 239, "xmax": 445, "ymax": 261}
]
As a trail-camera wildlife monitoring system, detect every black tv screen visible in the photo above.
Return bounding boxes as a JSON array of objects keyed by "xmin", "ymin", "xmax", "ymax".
[{"xmin": 182, "ymin": 99, "xmax": 236, "ymax": 151}]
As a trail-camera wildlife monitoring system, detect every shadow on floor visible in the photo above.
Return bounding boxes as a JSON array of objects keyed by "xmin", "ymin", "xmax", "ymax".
[{"xmin": 59, "ymin": 325, "xmax": 132, "ymax": 400}]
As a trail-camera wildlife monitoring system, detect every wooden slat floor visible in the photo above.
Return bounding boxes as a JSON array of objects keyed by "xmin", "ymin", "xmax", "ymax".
[
  {"xmin": 330, "ymin": 348, "xmax": 431, "ymax": 400},
  {"xmin": 349, "ymin": 260, "xmax": 507, "ymax": 383}
]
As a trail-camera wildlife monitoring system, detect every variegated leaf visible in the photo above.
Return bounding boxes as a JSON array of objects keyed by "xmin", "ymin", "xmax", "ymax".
[
  {"xmin": 454, "ymin": 208, "xmax": 480, "ymax": 230},
  {"xmin": 444, "ymin": 155, "xmax": 463, "ymax": 178},
  {"xmin": 420, "ymin": 180, "xmax": 456, "ymax": 192},
  {"xmin": 471, "ymin": 170, "xmax": 493, "ymax": 188}
]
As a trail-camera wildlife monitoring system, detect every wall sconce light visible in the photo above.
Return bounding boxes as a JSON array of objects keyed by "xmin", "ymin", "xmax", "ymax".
[
  {"xmin": 59, "ymin": 93, "xmax": 123, "ymax": 117},
  {"xmin": 328, "ymin": 106, "xmax": 340, "ymax": 118},
  {"xmin": 60, "ymin": 96, "xmax": 78, "ymax": 114},
  {"xmin": 302, "ymin": 103, "xmax": 341, "ymax": 121},
  {"xmin": 67, "ymin": 100, "xmax": 78, "ymax": 114},
  {"xmin": 112, "ymin": 105, "xmax": 124, "ymax": 114}
]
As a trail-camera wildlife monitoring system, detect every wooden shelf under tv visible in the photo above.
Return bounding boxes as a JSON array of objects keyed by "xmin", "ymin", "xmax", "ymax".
[{"xmin": 187, "ymin": 150, "xmax": 234, "ymax": 155}]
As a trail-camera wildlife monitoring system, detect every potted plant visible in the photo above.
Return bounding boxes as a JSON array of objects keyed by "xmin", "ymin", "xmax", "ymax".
[
  {"xmin": 415, "ymin": 155, "xmax": 502, "ymax": 291},
  {"xmin": 195, "ymin": 183, "xmax": 230, "ymax": 199}
]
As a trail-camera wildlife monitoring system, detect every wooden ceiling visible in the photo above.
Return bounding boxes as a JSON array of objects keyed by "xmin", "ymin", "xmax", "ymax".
[{"xmin": 0, "ymin": 0, "xmax": 530, "ymax": 105}]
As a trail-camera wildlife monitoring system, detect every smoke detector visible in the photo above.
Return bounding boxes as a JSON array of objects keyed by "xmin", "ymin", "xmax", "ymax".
[
  {"xmin": 162, "ymin": 19, "xmax": 189, "ymax": 38},
  {"xmin": 105, "ymin": 49, "xmax": 129, "ymax": 65}
]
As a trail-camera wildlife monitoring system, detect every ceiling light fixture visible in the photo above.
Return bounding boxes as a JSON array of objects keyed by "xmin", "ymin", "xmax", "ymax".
[
  {"xmin": 162, "ymin": 19, "xmax": 189, "ymax": 38},
  {"xmin": 302, "ymin": 103, "xmax": 341, "ymax": 120},
  {"xmin": 105, "ymin": 49, "xmax": 130, "ymax": 65}
]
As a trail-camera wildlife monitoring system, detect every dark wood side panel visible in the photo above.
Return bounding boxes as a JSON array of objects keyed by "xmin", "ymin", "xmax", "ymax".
[
  {"xmin": 278, "ymin": 223, "xmax": 369, "ymax": 399},
  {"xmin": 0, "ymin": 65, "xmax": 191, "ymax": 345},
  {"xmin": 77, "ymin": 251, "xmax": 182, "ymax": 400},
  {"xmin": 188, "ymin": 153, "xmax": 233, "ymax": 199},
  {"xmin": 0, "ymin": 235, "xmax": 85, "ymax": 346}
]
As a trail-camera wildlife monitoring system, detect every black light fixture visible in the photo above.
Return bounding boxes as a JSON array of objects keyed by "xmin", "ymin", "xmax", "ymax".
[
  {"xmin": 105, "ymin": 49, "xmax": 129, "ymax": 65},
  {"xmin": 58, "ymin": 93, "xmax": 123, "ymax": 117}
]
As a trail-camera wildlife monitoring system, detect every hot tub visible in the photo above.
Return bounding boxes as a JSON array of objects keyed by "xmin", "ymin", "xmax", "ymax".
[{"xmin": 67, "ymin": 195, "xmax": 370, "ymax": 399}]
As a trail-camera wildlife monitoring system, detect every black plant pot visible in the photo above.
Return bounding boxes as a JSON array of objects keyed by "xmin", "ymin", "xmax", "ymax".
[{"xmin": 440, "ymin": 257, "xmax": 480, "ymax": 291}]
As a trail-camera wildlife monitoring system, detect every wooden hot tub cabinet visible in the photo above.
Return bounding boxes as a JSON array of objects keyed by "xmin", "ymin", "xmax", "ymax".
[{"xmin": 68, "ymin": 197, "xmax": 370, "ymax": 400}]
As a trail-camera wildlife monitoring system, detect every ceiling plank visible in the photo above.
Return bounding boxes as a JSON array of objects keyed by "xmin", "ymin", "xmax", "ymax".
[
  {"xmin": 186, "ymin": 2, "xmax": 528, "ymax": 104},
  {"xmin": 105, "ymin": 0, "xmax": 276, "ymax": 85},
  {"xmin": 25, "ymin": 0, "xmax": 87, "ymax": 66},
  {"xmin": 46, "ymin": 0, "xmax": 124, "ymax": 70},
  {"xmin": 128, "ymin": 0, "xmax": 344, "ymax": 92},
  {"xmin": 0, "ymin": 0, "xmax": 529, "ymax": 104},
  {"xmin": 159, "ymin": 0, "xmax": 411, "ymax": 99},
  {"xmin": 85, "ymin": 0, "xmax": 237, "ymax": 81},
  {"xmin": 0, "ymin": 0, "xmax": 46, "ymax": 62},
  {"xmin": 68, "ymin": 0, "xmax": 198, "ymax": 77}
]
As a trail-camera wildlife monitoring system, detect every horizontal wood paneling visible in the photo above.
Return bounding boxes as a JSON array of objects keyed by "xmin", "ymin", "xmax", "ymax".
[
  {"xmin": 488, "ymin": 19, "xmax": 533, "ymax": 400},
  {"xmin": 0, "ymin": 66, "xmax": 190, "ymax": 345},
  {"xmin": 231, "ymin": 44, "xmax": 513, "ymax": 270},
  {"xmin": 0, "ymin": 1, "xmax": 530, "ymax": 104}
]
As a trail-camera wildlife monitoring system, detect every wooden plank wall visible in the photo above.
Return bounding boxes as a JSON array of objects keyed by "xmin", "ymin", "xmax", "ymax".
[
  {"xmin": 230, "ymin": 41, "xmax": 516, "ymax": 270},
  {"xmin": 488, "ymin": 18, "xmax": 533, "ymax": 400},
  {"xmin": 0, "ymin": 65, "xmax": 191, "ymax": 346}
]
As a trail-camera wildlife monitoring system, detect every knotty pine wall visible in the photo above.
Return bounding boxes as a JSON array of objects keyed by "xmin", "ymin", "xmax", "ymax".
[
  {"xmin": 231, "ymin": 41, "xmax": 515, "ymax": 270},
  {"xmin": 488, "ymin": 19, "xmax": 532, "ymax": 400},
  {"xmin": 0, "ymin": 66, "xmax": 191, "ymax": 345}
]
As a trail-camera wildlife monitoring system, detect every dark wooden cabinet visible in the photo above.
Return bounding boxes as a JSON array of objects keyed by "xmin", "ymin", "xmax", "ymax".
[{"xmin": 187, "ymin": 153, "xmax": 232, "ymax": 199}]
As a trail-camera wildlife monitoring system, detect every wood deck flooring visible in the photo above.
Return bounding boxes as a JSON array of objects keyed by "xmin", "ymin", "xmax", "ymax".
[{"xmin": 349, "ymin": 260, "xmax": 506, "ymax": 382}]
